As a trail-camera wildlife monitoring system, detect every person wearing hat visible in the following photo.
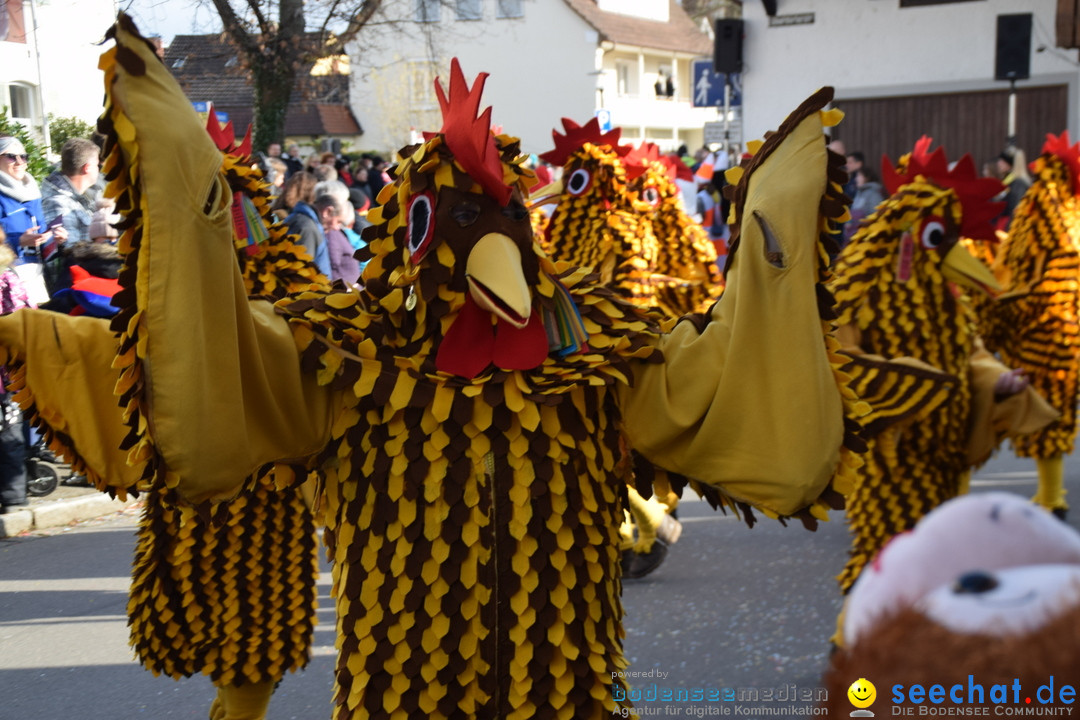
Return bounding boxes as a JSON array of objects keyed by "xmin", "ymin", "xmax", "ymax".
[
  {"xmin": 996, "ymin": 145, "xmax": 1032, "ymax": 229},
  {"xmin": 0, "ymin": 136, "xmax": 68, "ymax": 263}
]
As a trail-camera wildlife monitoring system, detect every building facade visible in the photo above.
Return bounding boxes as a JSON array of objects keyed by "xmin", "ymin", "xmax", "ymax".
[
  {"xmin": 349, "ymin": 0, "xmax": 719, "ymax": 158},
  {"xmin": 739, "ymin": 0, "xmax": 1080, "ymax": 172}
]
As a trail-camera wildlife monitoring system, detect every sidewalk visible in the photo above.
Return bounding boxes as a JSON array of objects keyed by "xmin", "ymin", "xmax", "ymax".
[{"xmin": 0, "ymin": 483, "xmax": 142, "ymax": 538}]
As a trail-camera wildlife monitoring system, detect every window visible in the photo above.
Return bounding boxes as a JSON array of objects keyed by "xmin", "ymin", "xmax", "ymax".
[
  {"xmin": 616, "ymin": 62, "xmax": 632, "ymax": 97},
  {"xmin": 416, "ymin": 0, "xmax": 440, "ymax": 22},
  {"xmin": 171, "ymin": 56, "xmax": 186, "ymax": 69},
  {"xmin": 496, "ymin": 0, "xmax": 523, "ymax": 18},
  {"xmin": 409, "ymin": 60, "xmax": 437, "ymax": 108},
  {"xmin": 456, "ymin": 0, "xmax": 481, "ymax": 20},
  {"xmin": 8, "ymin": 84, "xmax": 34, "ymax": 120}
]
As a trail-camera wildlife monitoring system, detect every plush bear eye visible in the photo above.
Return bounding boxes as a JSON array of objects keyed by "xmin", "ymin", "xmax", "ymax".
[
  {"xmin": 407, "ymin": 191, "xmax": 435, "ymax": 262},
  {"xmin": 566, "ymin": 168, "xmax": 592, "ymax": 196}
]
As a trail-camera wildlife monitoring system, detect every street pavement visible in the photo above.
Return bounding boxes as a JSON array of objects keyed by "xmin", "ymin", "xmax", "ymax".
[{"xmin": 0, "ymin": 449, "xmax": 1075, "ymax": 719}]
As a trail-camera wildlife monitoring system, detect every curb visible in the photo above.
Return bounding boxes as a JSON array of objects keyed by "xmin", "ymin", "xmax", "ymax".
[{"xmin": 0, "ymin": 493, "xmax": 141, "ymax": 538}]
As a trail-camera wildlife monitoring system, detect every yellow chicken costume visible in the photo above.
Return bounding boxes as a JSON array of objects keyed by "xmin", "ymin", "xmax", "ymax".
[
  {"xmin": 0, "ymin": 18, "xmax": 868, "ymax": 719},
  {"xmin": 975, "ymin": 132, "xmax": 1080, "ymax": 519},
  {"xmin": 831, "ymin": 137, "xmax": 1057, "ymax": 593},
  {"xmin": 624, "ymin": 141, "xmax": 723, "ymax": 316}
]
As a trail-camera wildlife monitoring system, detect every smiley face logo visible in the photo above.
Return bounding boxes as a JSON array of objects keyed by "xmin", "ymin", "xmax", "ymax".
[{"xmin": 848, "ymin": 678, "xmax": 876, "ymax": 709}]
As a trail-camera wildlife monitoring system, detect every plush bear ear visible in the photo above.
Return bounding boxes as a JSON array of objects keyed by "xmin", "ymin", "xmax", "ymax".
[{"xmin": 823, "ymin": 603, "xmax": 1080, "ymax": 715}]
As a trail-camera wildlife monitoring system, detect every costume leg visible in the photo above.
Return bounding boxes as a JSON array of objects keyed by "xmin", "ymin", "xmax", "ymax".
[
  {"xmin": 956, "ymin": 469, "xmax": 971, "ymax": 496},
  {"xmin": 1034, "ymin": 455, "xmax": 1067, "ymax": 514},
  {"xmin": 208, "ymin": 681, "xmax": 275, "ymax": 720}
]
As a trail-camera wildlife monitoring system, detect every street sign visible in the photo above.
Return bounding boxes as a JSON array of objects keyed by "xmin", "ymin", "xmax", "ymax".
[
  {"xmin": 595, "ymin": 108, "xmax": 612, "ymax": 132},
  {"xmin": 703, "ymin": 122, "xmax": 727, "ymax": 145},
  {"xmin": 691, "ymin": 59, "xmax": 742, "ymax": 108}
]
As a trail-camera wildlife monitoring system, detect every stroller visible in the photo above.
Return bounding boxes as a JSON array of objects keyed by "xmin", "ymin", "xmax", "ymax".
[{"xmin": 25, "ymin": 441, "xmax": 83, "ymax": 497}]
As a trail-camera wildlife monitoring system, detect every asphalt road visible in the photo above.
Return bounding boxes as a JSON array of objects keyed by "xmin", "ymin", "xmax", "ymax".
[{"xmin": 0, "ymin": 450, "xmax": 1074, "ymax": 719}]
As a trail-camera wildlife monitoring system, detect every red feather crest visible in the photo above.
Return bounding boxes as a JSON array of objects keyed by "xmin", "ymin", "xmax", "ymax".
[
  {"xmin": 538, "ymin": 116, "xmax": 628, "ymax": 167},
  {"xmin": 1041, "ymin": 131, "xmax": 1080, "ymax": 197},
  {"xmin": 623, "ymin": 142, "xmax": 661, "ymax": 182},
  {"xmin": 425, "ymin": 58, "xmax": 512, "ymax": 206},
  {"xmin": 205, "ymin": 112, "xmax": 252, "ymax": 159},
  {"xmin": 883, "ymin": 136, "xmax": 1005, "ymax": 241}
]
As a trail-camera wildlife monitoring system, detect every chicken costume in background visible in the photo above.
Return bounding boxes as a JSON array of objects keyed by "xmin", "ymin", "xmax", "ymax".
[
  {"xmin": 624, "ymin": 141, "xmax": 723, "ymax": 315},
  {"xmin": 824, "ymin": 493, "xmax": 1080, "ymax": 704},
  {"xmin": 974, "ymin": 133, "xmax": 1080, "ymax": 519},
  {"xmin": 830, "ymin": 137, "xmax": 1057, "ymax": 593},
  {"xmin": 0, "ymin": 18, "xmax": 870, "ymax": 718}
]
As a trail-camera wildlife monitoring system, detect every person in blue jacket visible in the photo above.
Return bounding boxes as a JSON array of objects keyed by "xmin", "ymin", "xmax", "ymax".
[{"xmin": 0, "ymin": 136, "xmax": 68, "ymax": 263}]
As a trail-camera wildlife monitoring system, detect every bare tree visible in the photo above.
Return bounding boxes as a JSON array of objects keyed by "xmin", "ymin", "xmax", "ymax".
[{"xmin": 204, "ymin": 0, "xmax": 383, "ymax": 152}]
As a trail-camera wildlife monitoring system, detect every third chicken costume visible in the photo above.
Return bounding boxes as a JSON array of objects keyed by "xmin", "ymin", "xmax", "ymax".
[{"xmin": 0, "ymin": 15, "xmax": 927, "ymax": 720}]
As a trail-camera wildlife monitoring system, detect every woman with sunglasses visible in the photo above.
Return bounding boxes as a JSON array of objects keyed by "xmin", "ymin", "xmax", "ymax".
[{"xmin": 0, "ymin": 136, "xmax": 67, "ymax": 263}]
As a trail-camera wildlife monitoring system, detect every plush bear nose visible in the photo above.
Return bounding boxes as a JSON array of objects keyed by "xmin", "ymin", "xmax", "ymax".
[{"xmin": 953, "ymin": 570, "xmax": 999, "ymax": 594}]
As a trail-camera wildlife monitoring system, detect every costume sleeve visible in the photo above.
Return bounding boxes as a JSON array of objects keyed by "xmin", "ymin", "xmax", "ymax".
[
  {"xmin": 966, "ymin": 340, "xmax": 1058, "ymax": 466},
  {"xmin": 617, "ymin": 89, "xmax": 849, "ymax": 519},
  {"xmin": 0, "ymin": 311, "xmax": 143, "ymax": 494},
  {"xmin": 95, "ymin": 17, "xmax": 336, "ymax": 505}
]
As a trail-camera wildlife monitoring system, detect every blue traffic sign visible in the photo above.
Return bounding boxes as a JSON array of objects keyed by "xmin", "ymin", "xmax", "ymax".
[
  {"xmin": 595, "ymin": 108, "xmax": 612, "ymax": 132},
  {"xmin": 691, "ymin": 60, "xmax": 741, "ymax": 108}
]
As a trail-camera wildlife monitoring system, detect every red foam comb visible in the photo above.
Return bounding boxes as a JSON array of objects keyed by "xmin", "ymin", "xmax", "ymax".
[
  {"xmin": 623, "ymin": 142, "xmax": 661, "ymax": 182},
  {"xmin": 538, "ymin": 116, "xmax": 627, "ymax": 167},
  {"xmin": 1041, "ymin": 131, "xmax": 1080, "ymax": 197},
  {"xmin": 883, "ymin": 136, "xmax": 1005, "ymax": 241},
  {"xmin": 205, "ymin": 112, "xmax": 252, "ymax": 159},
  {"xmin": 423, "ymin": 58, "xmax": 512, "ymax": 206},
  {"xmin": 663, "ymin": 153, "xmax": 695, "ymax": 182}
]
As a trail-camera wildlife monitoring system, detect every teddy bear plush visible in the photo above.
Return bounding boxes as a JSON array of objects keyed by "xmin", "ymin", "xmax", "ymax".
[{"xmin": 824, "ymin": 492, "xmax": 1080, "ymax": 713}]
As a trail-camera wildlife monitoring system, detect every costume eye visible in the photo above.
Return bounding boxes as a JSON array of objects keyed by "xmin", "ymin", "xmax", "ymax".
[
  {"xmin": 407, "ymin": 191, "xmax": 435, "ymax": 262},
  {"xmin": 450, "ymin": 200, "xmax": 481, "ymax": 227},
  {"xmin": 566, "ymin": 168, "xmax": 592, "ymax": 196},
  {"xmin": 642, "ymin": 186, "xmax": 660, "ymax": 207},
  {"xmin": 920, "ymin": 216, "xmax": 947, "ymax": 250}
]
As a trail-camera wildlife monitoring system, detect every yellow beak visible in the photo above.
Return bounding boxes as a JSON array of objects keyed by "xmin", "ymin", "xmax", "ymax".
[
  {"xmin": 528, "ymin": 178, "xmax": 564, "ymax": 209},
  {"xmin": 941, "ymin": 242, "xmax": 1001, "ymax": 297},
  {"xmin": 465, "ymin": 233, "xmax": 533, "ymax": 328}
]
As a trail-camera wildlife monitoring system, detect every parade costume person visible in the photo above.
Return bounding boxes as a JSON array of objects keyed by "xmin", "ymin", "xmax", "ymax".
[
  {"xmin": 830, "ymin": 137, "xmax": 1057, "ymax": 594},
  {"xmin": 0, "ymin": 18, "xmax": 875, "ymax": 718},
  {"xmin": 974, "ymin": 133, "xmax": 1080, "ymax": 519},
  {"xmin": 0, "ymin": 62, "xmax": 326, "ymax": 719},
  {"xmin": 624, "ymin": 141, "xmax": 723, "ymax": 316}
]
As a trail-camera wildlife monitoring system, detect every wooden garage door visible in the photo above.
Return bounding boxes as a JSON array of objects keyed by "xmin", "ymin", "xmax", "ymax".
[{"xmin": 831, "ymin": 84, "xmax": 1068, "ymax": 177}]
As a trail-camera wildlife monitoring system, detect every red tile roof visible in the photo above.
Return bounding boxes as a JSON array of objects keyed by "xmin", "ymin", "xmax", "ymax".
[
  {"xmin": 562, "ymin": 0, "xmax": 712, "ymax": 55},
  {"xmin": 164, "ymin": 34, "xmax": 362, "ymax": 137}
]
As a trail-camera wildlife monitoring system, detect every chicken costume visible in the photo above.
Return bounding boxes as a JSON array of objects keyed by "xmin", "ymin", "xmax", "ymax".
[
  {"xmin": 975, "ymin": 133, "xmax": 1080, "ymax": 518},
  {"xmin": 624, "ymin": 141, "xmax": 723, "ymax": 316},
  {"xmin": 9, "ymin": 101, "xmax": 327, "ymax": 717},
  {"xmin": 825, "ymin": 493, "xmax": 1080, "ymax": 705},
  {"xmin": 535, "ymin": 118, "xmax": 661, "ymax": 307},
  {"xmin": 830, "ymin": 138, "xmax": 1057, "ymax": 593},
  {"xmin": 0, "ymin": 19, "xmax": 870, "ymax": 719}
]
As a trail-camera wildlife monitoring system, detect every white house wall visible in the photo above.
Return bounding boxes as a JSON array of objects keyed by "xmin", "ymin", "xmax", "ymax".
[
  {"xmin": 741, "ymin": 0, "xmax": 1079, "ymax": 143},
  {"xmin": 350, "ymin": 1, "xmax": 597, "ymax": 158}
]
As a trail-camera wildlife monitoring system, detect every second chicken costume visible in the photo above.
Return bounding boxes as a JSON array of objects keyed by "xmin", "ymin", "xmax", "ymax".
[
  {"xmin": 976, "ymin": 133, "xmax": 1080, "ymax": 519},
  {"xmin": 0, "ymin": 19, "xmax": 868, "ymax": 720},
  {"xmin": 831, "ymin": 138, "xmax": 1056, "ymax": 593}
]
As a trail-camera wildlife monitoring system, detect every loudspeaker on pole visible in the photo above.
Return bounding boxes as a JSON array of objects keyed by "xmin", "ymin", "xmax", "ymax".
[
  {"xmin": 995, "ymin": 13, "xmax": 1032, "ymax": 81},
  {"xmin": 714, "ymin": 18, "xmax": 744, "ymax": 75}
]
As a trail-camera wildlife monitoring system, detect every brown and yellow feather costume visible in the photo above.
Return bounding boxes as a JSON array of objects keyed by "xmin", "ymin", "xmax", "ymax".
[{"xmin": 0, "ymin": 21, "xmax": 869, "ymax": 720}]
